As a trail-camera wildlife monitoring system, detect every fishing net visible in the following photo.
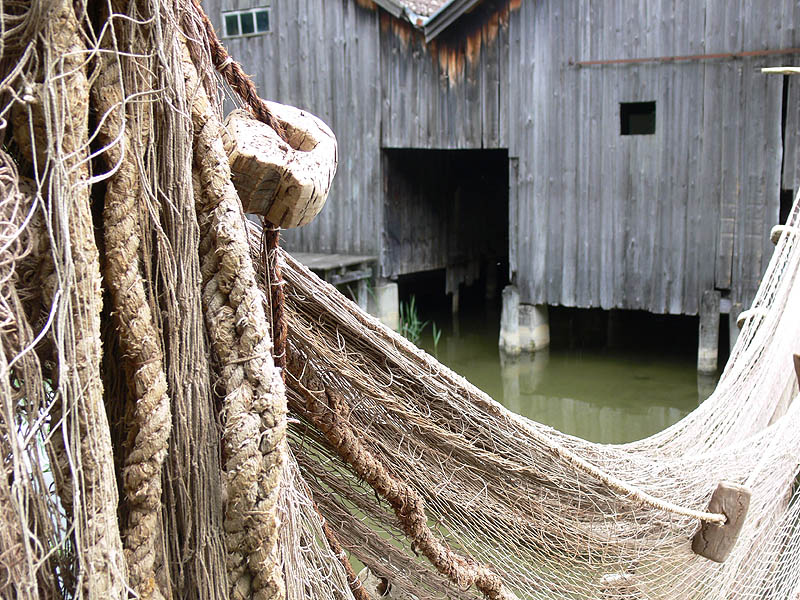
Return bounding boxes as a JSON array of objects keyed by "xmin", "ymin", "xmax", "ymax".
[
  {"xmin": 1, "ymin": 0, "xmax": 799, "ymax": 598},
  {"xmin": 272, "ymin": 189, "xmax": 800, "ymax": 599}
]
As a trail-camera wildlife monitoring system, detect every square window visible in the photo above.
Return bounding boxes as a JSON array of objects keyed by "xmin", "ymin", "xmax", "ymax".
[
  {"xmin": 255, "ymin": 9, "xmax": 270, "ymax": 32},
  {"xmin": 240, "ymin": 11, "xmax": 255, "ymax": 35},
  {"xmin": 224, "ymin": 13, "xmax": 240, "ymax": 37},
  {"xmin": 620, "ymin": 101, "xmax": 656, "ymax": 135}
]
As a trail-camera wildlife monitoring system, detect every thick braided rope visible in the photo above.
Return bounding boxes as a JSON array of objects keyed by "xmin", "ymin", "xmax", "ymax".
[
  {"xmin": 183, "ymin": 42, "xmax": 287, "ymax": 600},
  {"xmin": 92, "ymin": 27, "xmax": 171, "ymax": 600},
  {"xmin": 189, "ymin": 0, "xmax": 290, "ymax": 374}
]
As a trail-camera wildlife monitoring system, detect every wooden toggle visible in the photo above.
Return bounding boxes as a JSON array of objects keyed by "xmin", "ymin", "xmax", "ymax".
[
  {"xmin": 692, "ymin": 482, "xmax": 751, "ymax": 563},
  {"xmin": 770, "ymin": 224, "xmax": 800, "ymax": 245},
  {"xmin": 793, "ymin": 353, "xmax": 800, "ymax": 388},
  {"xmin": 223, "ymin": 102, "xmax": 337, "ymax": 228},
  {"xmin": 736, "ymin": 307, "xmax": 766, "ymax": 330}
]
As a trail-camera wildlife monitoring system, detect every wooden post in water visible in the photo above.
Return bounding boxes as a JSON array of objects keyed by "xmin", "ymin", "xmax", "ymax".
[
  {"xmin": 451, "ymin": 285, "xmax": 460, "ymax": 315},
  {"xmin": 519, "ymin": 304, "xmax": 550, "ymax": 352},
  {"xmin": 698, "ymin": 290, "xmax": 721, "ymax": 374},
  {"xmin": 728, "ymin": 301, "xmax": 743, "ymax": 354},
  {"xmin": 357, "ymin": 277, "xmax": 369, "ymax": 312},
  {"xmin": 368, "ymin": 279, "xmax": 399, "ymax": 331},
  {"xmin": 499, "ymin": 285, "xmax": 521, "ymax": 355}
]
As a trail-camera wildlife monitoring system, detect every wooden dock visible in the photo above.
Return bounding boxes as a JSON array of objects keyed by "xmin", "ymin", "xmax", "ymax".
[{"xmin": 292, "ymin": 252, "xmax": 377, "ymax": 310}]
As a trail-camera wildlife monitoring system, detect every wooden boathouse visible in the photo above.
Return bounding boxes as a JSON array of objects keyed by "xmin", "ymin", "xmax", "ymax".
[{"xmin": 204, "ymin": 0, "xmax": 800, "ymax": 368}]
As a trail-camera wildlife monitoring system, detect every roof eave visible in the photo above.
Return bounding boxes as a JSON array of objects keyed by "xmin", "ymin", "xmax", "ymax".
[
  {"xmin": 423, "ymin": 0, "xmax": 483, "ymax": 42},
  {"xmin": 372, "ymin": 0, "xmax": 484, "ymax": 42},
  {"xmin": 371, "ymin": 0, "xmax": 405, "ymax": 19}
]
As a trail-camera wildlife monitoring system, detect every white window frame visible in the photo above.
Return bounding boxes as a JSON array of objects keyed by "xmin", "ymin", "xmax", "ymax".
[{"xmin": 222, "ymin": 6, "xmax": 271, "ymax": 38}]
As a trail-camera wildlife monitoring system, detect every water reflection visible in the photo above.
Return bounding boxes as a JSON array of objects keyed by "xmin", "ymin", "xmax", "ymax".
[
  {"xmin": 420, "ymin": 308, "xmax": 711, "ymax": 445},
  {"xmin": 499, "ymin": 350, "xmax": 700, "ymax": 444}
]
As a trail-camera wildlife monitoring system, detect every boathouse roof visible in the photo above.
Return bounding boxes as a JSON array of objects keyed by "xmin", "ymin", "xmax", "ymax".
[{"xmin": 372, "ymin": 0, "xmax": 483, "ymax": 40}]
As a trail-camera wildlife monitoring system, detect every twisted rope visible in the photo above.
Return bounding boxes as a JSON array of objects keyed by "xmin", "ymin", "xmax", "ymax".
[
  {"xmin": 43, "ymin": 1, "xmax": 127, "ymax": 595},
  {"xmin": 92, "ymin": 17, "xmax": 171, "ymax": 598},
  {"xmin": 191, "ymin": 0, "xmax": 289, "ymax": 380},
  {"xmin": 286, "ymin": 350, "xmax": 519, "ymax": 600},
  {"xmin": 184, "ymin": 41, "xmax": 286, "ymax": 600}
]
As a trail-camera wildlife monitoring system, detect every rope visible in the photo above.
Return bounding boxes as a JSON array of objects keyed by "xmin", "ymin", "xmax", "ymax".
[
  {"xmin": 277, "ymin": 247, "xmax": 730, "ymax": 527},
  {"xmin": 190, "ymin": 0, "xmax": 289, "ymax": 381},
  {"xmin": 262, "ymin": 222, "xmax": 287, "ymax": 378},
  {"xmin": 538, "ymin": 432, "xmax": 728, "ymax": 524}
]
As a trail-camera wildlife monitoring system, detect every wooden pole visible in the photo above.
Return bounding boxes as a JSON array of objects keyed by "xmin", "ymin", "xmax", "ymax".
[{"xmin": 698, "ymin": 290, "xmax": 721, "ymax": 374}]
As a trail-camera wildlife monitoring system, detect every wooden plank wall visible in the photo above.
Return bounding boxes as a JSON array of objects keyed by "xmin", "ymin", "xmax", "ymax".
[
  {"xmin": 205, "ymin": 0, "xmax": 383, "ymax": 255},
  {"xmin": 380, "ymin": 1, "xmax": 511, "ymax": 149},
  {"xmin": 510, "ymin": 0, "xmax": 795, "ymax": 315},
  {"xmin": 203, "ymin": 0, "xmax": 796, "ymax": 317}
]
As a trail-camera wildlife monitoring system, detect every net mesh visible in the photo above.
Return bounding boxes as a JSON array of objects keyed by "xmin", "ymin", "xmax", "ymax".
[
  {"xmin": 268, "ymin": 188, "xmax": 800, "ymax": 599},
  {"xmin": 0, "ymin": 0, "xmax": 351, "ymax": 597},
  {"xmin": 1, "ymin": 0, "xmax": 799, "ymax": 597}
]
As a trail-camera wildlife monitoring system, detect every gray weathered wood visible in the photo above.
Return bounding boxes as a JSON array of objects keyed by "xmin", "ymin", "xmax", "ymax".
[
  {"xmin": 698, "ymin": 290, "xmax": 721, "ymax": 373},
  {"xmin": 202, "ymin": 0, "xmax": 798, "ymax": 320},
  {"xmin": 292, "ymin": 252, "xmax": 377, "ymax": 270},
  {"xmin": 511, "ymin": 0, "xmax": 796, "ymax": 315}
]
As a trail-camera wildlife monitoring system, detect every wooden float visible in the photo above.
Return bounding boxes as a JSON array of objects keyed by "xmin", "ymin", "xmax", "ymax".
[{"xmin": 223, "ymin": 102, "xmax": 337, "ymax": 228}]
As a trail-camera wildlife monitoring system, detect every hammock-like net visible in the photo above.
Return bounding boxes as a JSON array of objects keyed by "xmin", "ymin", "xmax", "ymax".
[
  {"xmin": 1, "ymin": 0, "xmax": 799, "ymax": 598},
  {"xmin": 272, "ymin": 191, "xmax": 800, "ymax": 599}
]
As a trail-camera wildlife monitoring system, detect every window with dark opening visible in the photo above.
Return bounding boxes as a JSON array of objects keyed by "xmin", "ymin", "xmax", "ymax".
[
  {"xmin": 620, "ymin": 101, "xmax": 656, "ymax": 135},
  {"xmin": 223, "ymin": 7, "xmax": 270, "ymax": 37}
]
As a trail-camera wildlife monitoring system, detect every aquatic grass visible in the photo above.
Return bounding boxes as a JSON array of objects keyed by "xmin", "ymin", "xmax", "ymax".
[
  {"xmin": 399, "ymin": 295, "xmax": 428, "ymax": 345},
  {"xmin": 431, "ymin": 322, "xmax": 442, "ymax": 357}
]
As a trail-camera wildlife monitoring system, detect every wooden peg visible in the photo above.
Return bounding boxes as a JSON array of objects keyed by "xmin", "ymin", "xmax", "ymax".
[{"xmin": 692, "ymin": 482, "xmax": 751, "ymax": 563}]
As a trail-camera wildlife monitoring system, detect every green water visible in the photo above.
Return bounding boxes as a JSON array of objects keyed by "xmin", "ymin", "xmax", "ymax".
[{"xmin": 417, "ymin": 308, "xmax": 712, "ymax": 444}]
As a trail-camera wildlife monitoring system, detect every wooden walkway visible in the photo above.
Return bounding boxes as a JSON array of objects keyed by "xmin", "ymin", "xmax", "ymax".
[{"xmin": 292, "ymin": 252, "xmax": 377, "ymax": 309}]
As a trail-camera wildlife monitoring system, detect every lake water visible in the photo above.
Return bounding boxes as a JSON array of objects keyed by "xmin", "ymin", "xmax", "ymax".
[{"xmin": 416, "ymin": 305, "xmax": 716, "ymax": 445}]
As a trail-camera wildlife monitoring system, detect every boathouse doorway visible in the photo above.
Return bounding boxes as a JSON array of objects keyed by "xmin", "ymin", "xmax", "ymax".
[{"xmin": 382, "ymin": 148, "xmax": 509, "ymax": 313}]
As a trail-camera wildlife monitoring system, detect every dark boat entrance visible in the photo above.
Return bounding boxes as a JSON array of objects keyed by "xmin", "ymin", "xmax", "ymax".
[{"xmin": 382, "ymin": 148, "xmax": 509, "ymax": 312}]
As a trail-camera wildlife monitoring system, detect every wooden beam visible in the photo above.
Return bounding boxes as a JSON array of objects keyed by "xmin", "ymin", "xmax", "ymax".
[
  {"xmin": 424, "ymin": 0, "xmax": 484, "ymax": 41},
  {"xmin": 762, "ymin": 67, "xmax": 800, "ymax": 75},
  {"xmin": 698, "ymin": 290, "xmax": 721, "ymax": 374},
  {"xmin": 329, "ymin": 268, "xmax": 374, "ymax": 286}
]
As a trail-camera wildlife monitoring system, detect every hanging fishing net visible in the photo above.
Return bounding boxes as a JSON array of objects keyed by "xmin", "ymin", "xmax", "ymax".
[{"xmin": 1, "ymin": 0, "xmax": 799, "ymax": 599}]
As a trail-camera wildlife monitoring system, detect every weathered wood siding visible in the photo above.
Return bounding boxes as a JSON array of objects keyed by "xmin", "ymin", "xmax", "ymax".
[
  {"xmin": 203, "ymin": 0, "xmax": 796, "ymax": 317},
  {"xmin": 380, "ymin": 1, "xmax": 511, "ymax": 149},
  {"xmin": 204, "ymin": 0, "xmax": 382, "ymax": 255},
  {"xmin": 509, "ymin": 0, "xmax": 797, "ymax": 315}
]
